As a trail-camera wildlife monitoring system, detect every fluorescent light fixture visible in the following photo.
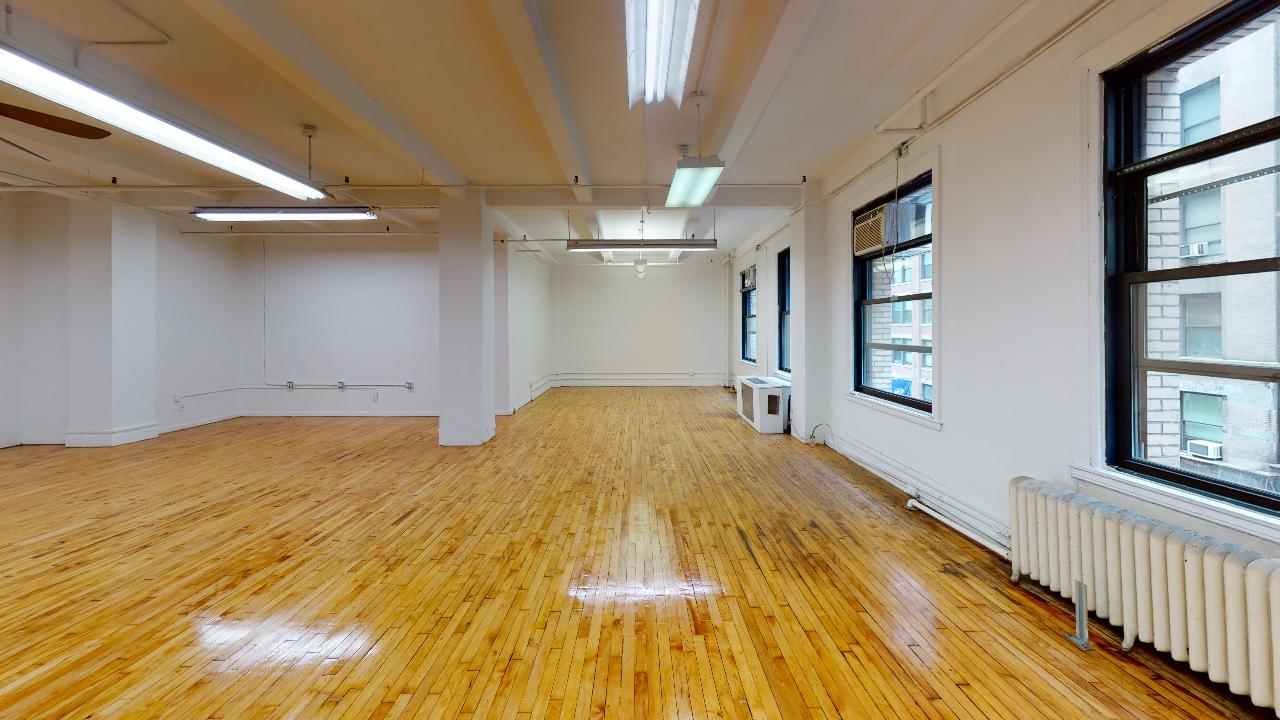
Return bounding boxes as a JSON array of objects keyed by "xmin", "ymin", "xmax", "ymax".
[
  {"xmin": 566, "ymin": 238, "xmax": 716, "ymax": 252},
  {"xmin": 626, "ymin": 0, "xmax": 700, "ymax": 106},
  {"xmin": 665, "ymin": 154, "xmax": 724, "ymax": 207},
  {"xmin": 194, "ymin": 207, "xmax": 376, "ymax": 222},
  {"xmin": 0, "ymin": 45, "xmax": 324, "ymax": 200}
]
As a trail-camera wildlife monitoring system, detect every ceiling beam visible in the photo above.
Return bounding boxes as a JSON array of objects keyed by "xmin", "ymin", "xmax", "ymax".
[
  {"xmin": 712, "ymin": 0, "xmax": 825, "ymax": 168},
  {"xmin": 183, "ymin": 0, "xmax": 467, "ymax": 188},
  {"xmin": 488, "ymin": 0, "xmax": 592, "ymax": 203}
]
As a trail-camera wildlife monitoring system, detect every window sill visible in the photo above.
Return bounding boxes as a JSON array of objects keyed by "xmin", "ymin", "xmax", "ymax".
[
  {"xmin": 1070, "ymin": 464, "xmax": 1280, "ymax": 547},
  {"xmin": 738, "ymin": 359, "xmax": 759, "ymax": 367},
  {"xmin": 843, "ymin": 391, "xmax": 942, "ymax": 431},
  {"xmin": 774, "ymin": 370, "xmax": 791, "ymax": 380}
]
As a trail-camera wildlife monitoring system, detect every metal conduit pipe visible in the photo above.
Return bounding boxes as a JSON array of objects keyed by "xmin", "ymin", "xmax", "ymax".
[{"xmin": 873, "ymin": 0, "xmax": 1047, "ymax": 135}]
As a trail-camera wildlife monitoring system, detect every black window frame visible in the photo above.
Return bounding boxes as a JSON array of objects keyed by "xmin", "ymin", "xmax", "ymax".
[
  {"xmin": 1103, "ymin": 0, "xmax": 1280, "ymax": 513},
  {"xmin": 777, "ymin": 248, "xmax": 791, "ymax": 373},
  {"xmin": 852, "ymin": 170, "xmax": 933, "ymax": 414},
  {"xmin": 741, "ymin": 267, "xmax": 758, "ymax": 363}
]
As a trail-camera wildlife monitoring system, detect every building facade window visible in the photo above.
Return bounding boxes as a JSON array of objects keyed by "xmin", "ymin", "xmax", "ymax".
[
  {"xmin": 778, "ymin": 248, "xmax": 791, "ymax": 373},
  {"xmin": 1180, "ymin": 190, "xmax": 1222, "ymax": 257},
  {"xmin": 1181, "ymin": 392, "xmax": 1225, "ymax": 450},
  {"xmin": 741, "ymin": 267, "xmax": 757, "ymax": 363},
  {"xmin": 891, "ymin": 301, "xmax": 912, "ymax": 324},
  {"xmin": 1180, "ymin": 78, "xmax": 1221, "ymax": 145},
  {"xmin": 852, "ymin": 171, "xmax": 934, "ymax": 413},
  {"xmin": 1104, "ymin": 0, "xmax": 1280, "ymax": 511},
  {"xmin": 1180, "ymin": 293, "xmax": 1222, "ymax": 358}
]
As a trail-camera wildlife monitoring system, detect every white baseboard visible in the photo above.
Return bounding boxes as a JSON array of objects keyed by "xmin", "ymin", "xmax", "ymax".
[
  {"xmin": 65, "ymin": 422, "xmax": 159, "ymax": 447},
  {"xmin": 240, "ymin": 410, "xmax": 439, "ymax": 417},
  {"xmin": 826, "ymin": 430, "xmax": 1011, "ymax": 551},
  {"xmin": 553, "ymin": 372, "xmax": 725, "ymax": 387},
  {"xmin": 159, "ymin": 412, "xmax": 242, "ymax": 435}
]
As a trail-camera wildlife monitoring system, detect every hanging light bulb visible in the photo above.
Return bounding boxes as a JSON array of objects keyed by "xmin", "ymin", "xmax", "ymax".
[{"xmin": 635, "ymin": 258, "xmax": 648, "ymax": 278}]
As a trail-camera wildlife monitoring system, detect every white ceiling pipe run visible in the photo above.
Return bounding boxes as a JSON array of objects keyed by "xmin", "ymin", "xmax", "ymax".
[
  {"xmin": 0, "ymin": 182, "xmax": 801, "ymax": 193},
  {"xmin": 873, "ymin": 0, "xmax": 1045, "ymax": 135}
]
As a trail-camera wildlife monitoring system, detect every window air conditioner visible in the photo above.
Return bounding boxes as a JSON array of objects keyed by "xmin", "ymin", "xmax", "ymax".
[
  {"xmin": 1186, "ymin": 439, "xmax": 1223, "ymax": 460},
  {"xmin": 737, "ymin": 376, "xmax": 791, "ymax": 434},
  {"xmin": 1180, "ymin": 242, "xmax": 1210, "ymax": 258},
  {"xmin": 853, "ymin": 204, "xmax": 892, "ymax": 257}
]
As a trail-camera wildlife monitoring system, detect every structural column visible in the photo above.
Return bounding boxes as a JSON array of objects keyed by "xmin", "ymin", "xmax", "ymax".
[
  {"xmin": 790, "ymin": 180, "xmax": 830, "ymax": 442},
  {"xmin": 65, "ymin": 201, "xmax": 158, "ymax": 447},
  {"xmin": 438, "ymin": 190, "xmax": 496, "ymax": 445}
]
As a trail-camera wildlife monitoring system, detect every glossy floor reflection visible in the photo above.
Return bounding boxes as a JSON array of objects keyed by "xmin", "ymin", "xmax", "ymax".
[{"xmin": 0, "ymin": 388, "xmax": 1254, "ymax": 718}]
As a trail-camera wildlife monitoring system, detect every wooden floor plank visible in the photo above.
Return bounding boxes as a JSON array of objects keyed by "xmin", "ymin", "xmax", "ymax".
[{"xmin": 0, "ymin": 387, "xmax": 1258, "ymax": 719}]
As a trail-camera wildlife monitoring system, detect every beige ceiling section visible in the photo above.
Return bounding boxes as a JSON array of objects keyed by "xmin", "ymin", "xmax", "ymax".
[
  {"xmin": 12, "ymin": 0, "xmax": 415, "ymax": 187},
  {"xmin": 261, "ymin": 0, "xmax": 565, "ymax": 185}
]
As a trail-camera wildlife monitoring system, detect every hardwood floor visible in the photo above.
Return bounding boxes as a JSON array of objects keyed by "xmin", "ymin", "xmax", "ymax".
[{"xmin": 0, "ymin": 387, "xmax": 1256, "ymax": 719}]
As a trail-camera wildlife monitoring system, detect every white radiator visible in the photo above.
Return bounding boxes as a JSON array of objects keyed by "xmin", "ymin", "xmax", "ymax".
[{"xmin": 1009, "ymin": 477, "xmax": 1280, "ymax": 712}]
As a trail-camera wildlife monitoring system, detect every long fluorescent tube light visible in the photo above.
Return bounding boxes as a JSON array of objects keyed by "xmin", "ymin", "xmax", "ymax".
[
  {"xmin": 626, "ymin": 0, "xmax": 700, "ymax": 106},
  {"xmin": 0, "ymin": 45, "xmax": 324, "ymax": 200},
  {"xmin": 566, "ymin": 239, "xmax": 716, "ymax": 252},
  {"xmin": 194, "ymin": 207, "xmax": 376, "ymax": 222},
  {"xmin": 665, "ymin": 155, "xmax": 724, "ymax": 207}
]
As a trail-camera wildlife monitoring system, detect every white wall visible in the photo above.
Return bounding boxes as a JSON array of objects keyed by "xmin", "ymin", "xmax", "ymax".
[
  {"xmin": 506, "ymin": 246, "xmax": 557, "ymax": 411},
  {"xmin": 17, "ymin": 204, "xmax": 68, "ymax": 445},
  {"xmin": 236, "ymin": 236, "xmax": 439, "ymax": 416},
  {"xmin": 557, "ymin": 262, "xmax": 726, "ymax": 386},
  {"xmin": 156, "ymin": 222, "xmax": 242, "ymax": 432},
  {"xmin": 0, "ymin": 200, "xmax": 19, "ymax": 448},
  {"xmin": 813, "ymin": 0, "xmax": 1280, "ymax": 550}
]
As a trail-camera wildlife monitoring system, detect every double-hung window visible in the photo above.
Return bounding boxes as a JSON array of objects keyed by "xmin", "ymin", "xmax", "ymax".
[
  {"xmin": 741, "ymin": 267, "xmax": 758, "ymax": 363},
  {"xmin": 1104, "ymin": 0, "xmax": 1280, "ymax": 510},
  {"xmin": 852, "ymin": 171, "xmax": 934, "ymax": 412},
  {"xmin": 778, "ymin": 249, "xmax": 791, "ymax": 373}
]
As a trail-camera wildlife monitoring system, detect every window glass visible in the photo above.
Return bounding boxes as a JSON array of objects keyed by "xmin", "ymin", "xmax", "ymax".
[
  {"xmin": 1109, "ymin": 0, "xmax": 1280, "ymax": 508},
  {"xmin": 778, "ymin": 249, "xmax": 791, "ymax": 372},
  {"xmin": 741, "ymin": 269, "xmax": 757, "ymax": 363},
  {"xmin": 1139, "ymin": 273, "xmax": 1277, "ymax": 366},
  {"xmin": 1146, "ymin": 139, "xmax": 1280, "ymax": 269},
  {"xmin": 1141, "ymin": 7, "xmax": 1280, "ymax": 158},
  {"xmin": 854, "ymin": 173, "xmax": 934, "ymax": 412}
]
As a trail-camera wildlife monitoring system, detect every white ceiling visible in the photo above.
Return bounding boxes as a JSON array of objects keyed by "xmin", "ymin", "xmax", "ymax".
[{"xmin": 0, "ymin": 0, "xmax": 1063, "ymax": 260}]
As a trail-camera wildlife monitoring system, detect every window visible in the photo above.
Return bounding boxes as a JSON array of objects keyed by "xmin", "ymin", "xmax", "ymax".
[
  {"xmin": 1180, "ymin": 78, "xmax": 1220, "ymax": 146},
  {"xmin": 740, "ymin": 267, "xmax": 757, "ymax": 363},
  {"xmin": 1181, "ymin": 392, "xmax": 1224, "ymax": 450},
  {"xmin": 923, "ymin": 383, "xmax": 933, "ymax": 402},
  {"xmin": 1180, "ymin": 293, "xmax": 1222, "ymax": 358},
  {"xmin": 853, "ymin": 171, "xmax": 934, "ymax": 413},
  {"xmin": 1104, "ymin": 0, "xmax": 1280, "ymax": 511},
  {"xmin": 922, "ymin": 298, "xmax": 933, "ymax": 325},
  {"xmin": 923, "ymin": 339, "xmax": 933, "ymax": 369},
  {"xmin": 778, "ymin": 248, "xmax": 791, "ymax": 373},
  {"xmin": 1180, "ymin": 190, "xmax": 1222, "ymax": 257},
  {"xmin": 891, "ymin": 301, "xmax": 912, "ymax": 324},
  {"xmin": 892, "ymin": 257, "xmax": 912, "ymax": 284},
  {"xmin": 891, "ymin": 338, "xmax": 912, "ymax": 366}
]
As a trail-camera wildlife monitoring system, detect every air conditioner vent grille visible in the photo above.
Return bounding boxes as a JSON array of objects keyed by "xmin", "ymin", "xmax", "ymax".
[{"xmin": 853, "ymin": 205, "xmax": 888, "ymax": 256}]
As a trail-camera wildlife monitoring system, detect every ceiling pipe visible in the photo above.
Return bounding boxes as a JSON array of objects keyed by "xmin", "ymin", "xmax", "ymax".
[
  {"xmin": 873, "ymin": 0, "xmax": 1046, "ymax": 135},
  {"xmin": 0, "ymin": 181, "xmax": 802, "ymax": 193},
  {"xmin": 179, "ymin": 231, "xmax": 436, "ymax": 237}
]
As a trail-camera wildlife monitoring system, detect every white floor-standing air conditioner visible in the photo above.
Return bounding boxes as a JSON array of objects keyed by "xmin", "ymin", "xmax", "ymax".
[{"xmin": 737, "ymin": 376, "xmax": 791, "ymax": 434}]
